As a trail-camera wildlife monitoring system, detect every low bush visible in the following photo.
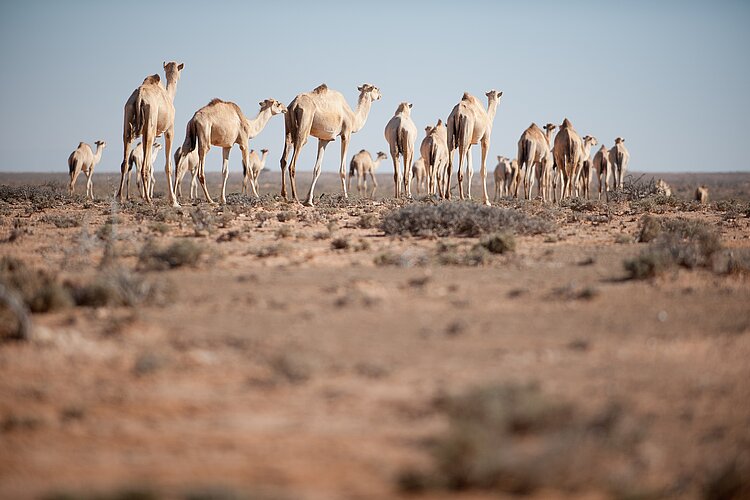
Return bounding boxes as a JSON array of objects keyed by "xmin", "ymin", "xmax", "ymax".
[{"xmin": 138, "ymin": 240, "xmax": 204, "ymax": 270}]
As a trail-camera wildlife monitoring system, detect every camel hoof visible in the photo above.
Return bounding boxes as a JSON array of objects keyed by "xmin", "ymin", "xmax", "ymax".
[{"xmin": 302, "ymin": 200, "xmax": 314, "ymax": 207}]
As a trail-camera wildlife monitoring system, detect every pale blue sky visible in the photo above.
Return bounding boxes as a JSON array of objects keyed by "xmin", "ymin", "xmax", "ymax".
[{"xmin": 1, "ymin": 0, "xmax": 748, "ymax": 173}]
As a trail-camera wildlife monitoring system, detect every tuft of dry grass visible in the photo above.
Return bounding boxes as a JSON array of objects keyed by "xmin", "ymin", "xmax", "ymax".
[{"xmin": 138, "ymin": 240, "xmax": 204, "ymax": 271}]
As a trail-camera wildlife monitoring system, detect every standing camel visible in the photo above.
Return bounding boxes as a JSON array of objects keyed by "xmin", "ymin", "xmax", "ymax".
[
  {"xmin": 494, "ymin": 155, "xmax": 514, "ymax": 201},
  {"xmin": 445, "ymin": 90, "xmax": 503, "ymax": 205},
  {"xmin": 609, "ymin": 137, "xmax": 630, "ymax": 191},
  {"xmin": 116, "ymin": 61, "xmax": 184, "ymax": 207},
  {"xmin": 695, "ymin": 185, "xmax": 709, "ymax": 204},
  {"xmin": 174, "ymin": 146, "xmax": 199, "ymax": 200},
  {"xmin": 127, "ymin": 141, "xmax": 162, "ymax": 200},
  {"xmin": 348, "ymin": 150, "xmax": 387, "ymax": 197},
  {"xmin": 515, "ymin": 122, "xmax": 556, "ymax": 201},
  {"xmin": 180, "ymin": 98, "xmax": 286, "ymax": 203},
  {"xmin": 412, "ymin": 157, "xmax": 427, "ymax": 195},
  {"xmin": 242, "ymin": 149, "xmax": 269, "ymax": 195},
  {"xmin": 575, "ymin": 135, "xmax": 598, "ymax": 199},
  {"xmin": 420, "ymin": 119, "xmax": 449, "ymax": 197},
  {"xmin": 384, "ymin": 102, "xmax": 418, "ymax": 198},
  {"xmin": 592, "ymin": 145, "xmax": 610, "ymax": 201},
  {"xmin": 68, "ymin": 141, "xmax": 106, "ymax": 199},
  {"xmin": 552, "ymin": 118, "xmax": 583, "ymax": 200},
  {"xmin": 279, "ymin": 83, "xmax": 381, "ymax": 206}
]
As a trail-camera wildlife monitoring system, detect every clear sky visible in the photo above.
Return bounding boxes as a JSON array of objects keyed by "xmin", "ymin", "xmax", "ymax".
[{"xmin": 1, "ymin": 0, "xmax": 748, "ymax": 174}]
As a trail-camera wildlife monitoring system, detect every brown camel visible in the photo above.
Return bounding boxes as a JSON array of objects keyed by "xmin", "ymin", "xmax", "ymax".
[
  {"xmin": 242, "ymin": 149, "xmax": 269, "ymax": 196},
  {"xmin": 384, "ymin": 102, "xmax": 418, "ymax": 198},
  {"xmin": 552, "ymin": 118, "xmax": 583, "ymax": 200},
  {"xmin": 68, "ymin": 141, "xmax": 106, "ymax": 199},
  {"xmin": 592, "ymin": 145, "xmax": 610, "ymax": 201},
  {"xmin": 445, "ymin": 90, "xmax": 503, "ymax": 205},
  {"xmin": 116, "ymin": 62, "xmax": 184, "ymax": 206},
  {"xmin": 180, "ymin": 98, "xmax": 286, "ymax": 203},
  {"xmin": 348, "ymin": 150, "xmax": 387, "ymax": 197},
  {"xmin": 608, "ymin": 137, "xmax": 630, "ymax": 191},
  {"xmin": 279, "ymin": 83, "xmax": 381, "ymax": 206}
]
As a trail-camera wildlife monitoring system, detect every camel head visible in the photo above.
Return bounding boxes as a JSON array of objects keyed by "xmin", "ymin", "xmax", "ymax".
[
  {"xmin": 261, "ymin": 148, "xmax": 269, "ymax": 154},
  {"xmin": 153, "ymin": 142, "xmax": 162, "ymax": 151},
  {"xmin": 94, "ymin": 140, "xmax": 107, "ymax": 149},
  {"xmin": 424, "ymin": 126, "xmax": 433, "ymax": 135},
  {"xmin": 259, "ymin": 99, "xmax": 287, "ymax": 115},
  {"xmin": 543, "ymin": 123, "xmax": 557, "ymax": 133},
  {"xmin": 162, "ymin": 61, "xmax": 185, "ymax": 82},
  {"xmin": 376, "ymin": 151, "xmax": 388, "ymax": 161},
  {"xmin": 485, "ymin": 89, "xmax": 503, "ymax": 102},
  {"xmin": 615, "ymin": 137, "xmax": 625, "ymax": 144},
  {"xmin": 357, "ymin": 84, "xmax": 381, "ymax": 101},
  {"xmin": 583, "ymin": 135, "xmax": 598, "ymax": 147},
  {"xmin": 395, "ymin": 102, "xmax": 413, "ymax": 115}
]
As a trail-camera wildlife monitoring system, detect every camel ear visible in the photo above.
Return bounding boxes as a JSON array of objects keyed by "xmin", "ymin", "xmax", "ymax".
[
  {"xmin": 163, "ymin": 61, "xmax": 167, "ymax": 69},
  {"xmin": 259, "ymin": 101, "xmax": 265, "ymax": 107},
  {"xmin": 437, "ymin": 119, "xmax": 442, "ymax": 126},
  {"xmin": 178, "ymin": 63, "xmax": 184, "ymax": 70},
  {"xmin": 357, "ymin": 85, "xmax": 364, "ymax": 92},
  {"xmin": 408, "ymin": 103, "xmax": 413, "ymax": 109}
]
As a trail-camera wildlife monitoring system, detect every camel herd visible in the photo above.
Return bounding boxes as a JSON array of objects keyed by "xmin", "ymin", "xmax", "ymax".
[{"xmin": 68, "ymin": 61, "xmax": 642, "ymax": 206}]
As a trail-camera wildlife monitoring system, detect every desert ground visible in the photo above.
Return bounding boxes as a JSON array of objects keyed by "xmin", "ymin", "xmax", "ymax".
[{"xmin": 1, "ymin": 171, "xmax": 749, "ymax": 500}]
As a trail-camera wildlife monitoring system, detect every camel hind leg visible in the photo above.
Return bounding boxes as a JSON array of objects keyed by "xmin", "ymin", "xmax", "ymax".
[{"xmin": 303, "ymin": 139, "xmax": 331, "ymax": 206}]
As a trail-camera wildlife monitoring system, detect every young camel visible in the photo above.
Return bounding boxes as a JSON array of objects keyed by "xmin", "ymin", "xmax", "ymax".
[
  {"xmin": 695, "ymin": 185, "xmax": 709, "ymax": 204},
  {"xmin": 280, "ymin": 83, "xmax": 381, "ymax": 206},
  {"xmin": 576, "ymin": 135, "xmax": 598, "ymax": 199},
  {"xmin": 609, "ymin": 137, "xmax": 630, "ymax": 191},
  {"xmin": 127, "ymin": 141, "xmax": 162, "ymax": 200},
  {"xmin": 348, "ymin": 150, "xmax": 387, "ymax": 197},
  {"xmin": 655, "ymin": 179, "xmax": 672, "ymax": 197},
  {"xmin": 445, "ymin": 90, "xmax": 503, "ymax": 205},
  {"xmin": 494, "ymin": 155, "xmax": 513, "ymax": 200},
  {"xmin": 419, "ymin": 119, "xmax": 449, "ymax": 197},
  {"xmin": 552, "ymin": 118, "xmax": 583, "ymax": 200},
  {"xmin": 180, "ymin": 98, "xmax": 286, "ymax": 203},
  {"xmin": 173, "ymin": 146, "xmax": 199, "ymax": 200},
  {"xmin": 68, "ymin": 141, "xmax": 106, "ymax": 199},
  {"xmin": 242, "ymin": 149, "xmax": 269, "ymax": 195},
  {"xmin": 384, "ymin": 102, "xmax": 418, "ymax": 198},
  {"xmin": 116, "ymin": 62, "xmax": 184, "ymax": 206},
  {"xmin": 515, "ymin": 123, "xmax": 556, "ymax": 201},
  {"xmin": 412, "ymin": 157, "xmax": 427, "ymax": 195},
  {"xmin": 592, "ymin": 145, "xmax": 610, "ymax": 201}
]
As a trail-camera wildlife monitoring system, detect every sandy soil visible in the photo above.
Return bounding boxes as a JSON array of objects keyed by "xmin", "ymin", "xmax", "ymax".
[{"xmin": 0, "ymin": 172, "xmax": 749, "ymax": 500}]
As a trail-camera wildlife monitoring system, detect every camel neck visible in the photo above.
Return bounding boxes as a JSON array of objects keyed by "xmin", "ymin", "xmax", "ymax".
[
  {"xmin": 545, "ymin": 130, "xmax": 554, "ymax": 147},
  {"xmin": 166, "ymin": 77, "xmax": 179, "ymax": 101},
  {"xmin": 260, "ymin": 151, "xmax": 268, "ymax": 165},
  {"xmin": 486, "ymin": 98, "xmax": 499, "ymax": 123},
  {"xmin": 352, "ymin": 95, "xmax": 373, "ymax": 133},
  {"xmin": 246, "ymin": 107, "xmax": 273, "ymax": 139},
  {"xmin": 93, "ymin": 145, "xmax": 104, "ymax": 163}
]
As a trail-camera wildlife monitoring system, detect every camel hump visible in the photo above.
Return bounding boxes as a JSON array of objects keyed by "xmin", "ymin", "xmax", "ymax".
[
  {"xmin": 208, "ymin": 98, "xmax": 226, "ymax": 106},
  {"xmin": 561, "ymin": 118, "xmax": 572, "ymax": 128},
  {"xmin": 142, "ymin": 74, "xmax": 160, "ymax": 85},
  {"xmin": 359, "ymin": 149, "xmax": 366, "ymax": 153},
  {"xmin": 313, "ymin": 84, "xmax": 328, "ymax": 94}
]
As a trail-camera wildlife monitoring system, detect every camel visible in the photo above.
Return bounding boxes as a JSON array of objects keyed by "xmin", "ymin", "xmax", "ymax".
[
  {"xmin": 116, "ymin": 61, "xmax": 184, "ymax": 207},
  {"xmin": 279, "ymin": 83, "xmax": 381, "ymax": 206},
  {"xmin": 179, "ymin": 98, "xmax": 286, "ymax": 204},
  {"xmin": 445, "ymin": 90, "xmax": 503, "ymax": 205},
  {"xmin": 608, "ymin": 137, "xmax": 630, "ymax": 191},
  {"xmin": 419, "ymin": 120, "xmax": 449, "ymax": 197},
  {"xmin": 695, "ymin": 185, "xmax": 709, "ymax": 204},
  {"xmin": 384, "ymin": 102, "xmax": 418, "ymax": 198},
  {"xmin": 508, "ymin": 158, "xmax": 520, "ymax": 196},
  {"xmin": 68, "ymin": 141, "xmax": 106, "ymax": 199},
  {"xmin": 412, "ymin": 157, "xmax": 427, "ymax": 195},
  {"xmin": 576, "ymin": 135, "xmax": 598, "ymax": 199},
  {"xmin": 515, "ymin": 122, "xmax": 556, "ymax": 201},
  {"xmin": 552, "ymin": 118, "xmax": 583, "ymax": 200},
  {"xmin": 242, "ymin": 149, "xmax": 269, "ymax": 196},
  {"xmin": 592, "ymin": 145, "xmax": 610, "ymax": 201},
  {"xmin": 655, "ymin": 179, "xmax": 672, "ymax": 197},
  {"xmin": 126, "ymin": 141, "xmax": 162, "ymax": 200},
  {"xmin": 348, "ymin": 150, "xmax": 387, "ymax": 197},
  {"xmin": 494, "ymin": 155, "xmax": 513, "ymax": 201},
  {"xmin": 174, "ymin": 146, "xmax": 199, "ymax": 200}
]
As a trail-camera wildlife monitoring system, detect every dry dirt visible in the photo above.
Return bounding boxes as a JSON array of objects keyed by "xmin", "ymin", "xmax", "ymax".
[{"xmin": 1, "ymin": 172, "xmax": 749, "ymax": 500}]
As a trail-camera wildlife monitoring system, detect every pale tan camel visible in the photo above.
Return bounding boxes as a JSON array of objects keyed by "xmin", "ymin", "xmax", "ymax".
[
  {"xmin": 655, "ymin": 179, "xmax": 672, "ymax": 197},
  {"xmin": 280, "ymin": 83, "xmax": 381, "ymax": 206},
  {"xmin": 68, "ymin": 141, "xmax": 106, "ymax": 199},
  {"xmin": 174, "ymin": 146, "xmax": 199, "ymax": 200},
  {"xmin": 116, "ymin": 62, "xmax": 184, "ymax": 206},
  {"xmin": 608, "ymin": 137, "xmax": 630, "ymax": 191},
  {"xmin": 180, "ymin": 98, "xmax": 286, "ymax": 203},
  {"xmin": 419, "ymin": 119, "xmax": 449, "ymax": 197},
  {"xmin": 445, "ymin": 90, "xmax": 503, "ymax": 205},
  {"xmin": 516, "ymin": 122, "xmax": 556, "ymax": 201},
  {"xmin": 508, "ymin": 158, "xmax": 520, "ymax": 196},
  {"xmin": 552, "ymin": 118, "xmax": 583, "ymax": 200},
  {"xmin": 412, "ymin": 157, "xmax": 427, "ymax": 195},
  {"xmin": 242, "ymin": 148, "xmax": 269, "ymax": 195},
  {"xmin": 384, "ymin": 102, "xmax": 418, "ymax": 198},
  {"xmin": 494, "ymin": 155, "xmax": 513, "ymax": 201},
  {"xmin": 348, "ymin": 150, "xmax": 387, "ymax": 197},
  {"xmin": 695, "ymin": 185, "xmax": 709, "ymax": 203},
  {"xmin": 127, "ymin": 141, "xmax": 162, "ymax": 200},
  {"xmin": 576, "ymin": 135, "xmax": 598, "ymax": 199},
  {"xmin": 592, "ymin": 145, "xmax": 610, "ymax": 201}
]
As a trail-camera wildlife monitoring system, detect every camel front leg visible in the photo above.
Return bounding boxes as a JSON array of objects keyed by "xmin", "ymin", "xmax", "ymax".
[
  {"xmin": 279, "ymin": 135, "xmax": 291, "ymax": 200},
  {"xmin": 339, "ymin": 135, "xmax": 350, "ymax": 199},
  {"xmin": 357, "ymin": 170, "xmax": 364, "ymax": 197},
  {"xmin": 190, "ymin": 169, "xmax": 198, "ymax": 200},
  {"xmin": 479, "ymin": 138, "xmax": 490, "ymax": 206},
  {"xmin": 117, "ymin": 138, "xmax": 135, "ymax": 202},
  {"xmin": 163, "ymin": 129, "xmax": 179, "ymax": 207},
  {"xmin": 240, "ymin": 144, "xmax": 259, "ymax": 199},
  {"xmin": 197, "ymin": 146, "xmax": 214, "ymax": 204},
  {"xmin": 220, "ymin": 147, "xmax": 231, "ymax": 204},
  {"xmin": 85, "ymin": 170, "xmax": 93, "ymax": 200},
  {"xmin": 303, "ymin": 139, "xmax": 330, "ymax": 206},
  {"xmin": 369, "ymin": 171, "xmax": 378, "ymax": 199}
]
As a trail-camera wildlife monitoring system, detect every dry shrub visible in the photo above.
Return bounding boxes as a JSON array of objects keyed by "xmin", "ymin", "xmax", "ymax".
[
  {"xmin": 477, "ymin": 232, "xmax": 515, "ymax": 254},
  {"xmin": 0, "ymin": 256, "xmax": 73, "ymax": 313},
  {"xmin": 358, "ymin": 213, "xmax": 380, "ymax": 229},
  {"xmin": 40, "ymin": 214, "xmax": 81, "ymax": 228},
  {"xmin": 0, "ymin": 182, "xmax": 68, "ymax": 210},
  {"xmin": 70, "ymin": 267, "xmax": 173, "ymax": 307},
  {"xmin": 381, "ymin": 202, "xmax": 554, "ymax": 237},
  {"xmin": 190, "ymin": 207, "xmax": 215, "ymax": 236},
  {"xmin": 139, "ymin": 239, "xmax": 204, "ymax": 271}
]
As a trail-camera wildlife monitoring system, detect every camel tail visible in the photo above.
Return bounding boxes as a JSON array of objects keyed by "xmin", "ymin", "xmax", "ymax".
[
  {"xmin": 291, "ymin": 106, "xmax": 307, "ymax": 147},
  {"xmin": 68, "ymin": 155, "xmax": 77, "ymax": 175},
  {"xmin": 457, "ymin": 114, "xmax": 471, "ymax": 155},
  {"xmin": 185, "ymin": 119, "xmax": 197, "ymax": 152},
  {"xmin": 518, "ymin": 138, "xmax": 532, "ymax": 170},
  {"xmin": 428, "ymin": 140, "xmax": 438, "ymax": 171},
  {"xmin": 134, "ymin": 93, "xmax": 145, "ymax": 137},
  {"xmin": 397, "ymin": 127, "xmax": 410, "ymax": 157}
]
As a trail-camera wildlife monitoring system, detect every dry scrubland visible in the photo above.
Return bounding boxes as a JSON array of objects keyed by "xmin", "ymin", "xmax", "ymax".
[{"xmin": 1, "ymin": 171, "xmax": 750, "ymax": 500}]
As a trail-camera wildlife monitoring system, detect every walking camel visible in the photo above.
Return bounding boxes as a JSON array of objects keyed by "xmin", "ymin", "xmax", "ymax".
[
  {"xmin": 412, "ymin": 157, "xmax": 427, "ymax": 195},
  {"xmin": 242, "ymin": 149, "xmax": 269, "ymax": 195},
  {"xmin": 552, "ymin": 118, "xmax": 583, "ymax": 200},
  {"xmin": 515, "ymin": 122, "xmax": 556, "ymax": 201},
  {"xmin": 68, "ymin": 141, "xmax": 106, "ymax": 199},
  {"xmin": 174, "ymin": 146, "xmax": 199, "ymax": 200},
  {"xmin": 609, "ymin": 137, "xmax": 630, "ymax": 191},
  {"xmin": 384, "ymin": 102, "xmax": 418, "ymax": 198},
  {"xmin": 116, "ymin": 61, "xmax": 184, "ymax": 207},
  {"xmin": 180, "ymin": 98, "xmax": 286, "ymax": 203},
  {"xmin": 445, "ymin": 90, "xmax": 503, "ymax": 205},
  {"xmin": 127, "ymin": 141, "xmax": 162, "ymax": 200},
  {"xmin": 592, "ymin": 144, "xmax": 610, "ymax": 201},
  {"xmin": 279, "ymin": 83, "xmax": 382, "ymax": 206},
  {"xmin": 576, "ymin": 135, "xmax": 598, "ymax": 199},
  {"xmin": 348, "ymin": 150, "xmax": 387, "ymax": 197},
  {"xmin": 494, "ymin": 155, "xmax": 513, "ymax": 201},
  {"xmin": 419, "ymin": 119, "xmax": 449, "ymax": 197}
]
